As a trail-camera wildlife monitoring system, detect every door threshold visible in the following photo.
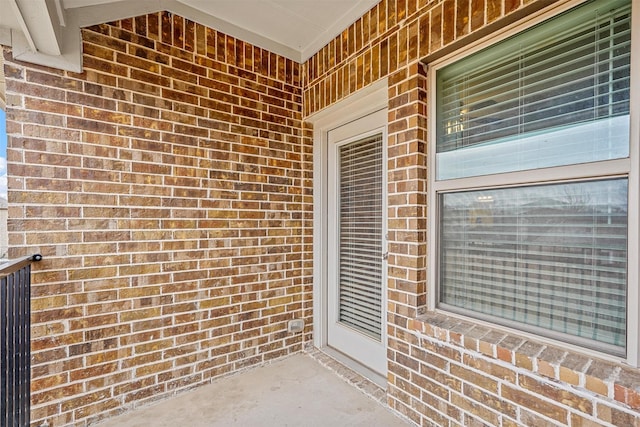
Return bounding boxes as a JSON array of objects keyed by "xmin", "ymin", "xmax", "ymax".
[{"xmin": 309, "ymin": 347, "xmax": 387, "ymax": 390}]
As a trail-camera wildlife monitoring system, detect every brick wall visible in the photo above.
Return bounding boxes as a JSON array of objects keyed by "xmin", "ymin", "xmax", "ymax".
[
  {"xmin": 4, "ymin": 11, "xmax": 313, "ymax": 427},
  {"xmin": 305, "ymin": 0, "xmax": 640, "ymax": 426},
  {"xmin": 3, "ymin": 0, "xmax": 640, "ymax": 426}
]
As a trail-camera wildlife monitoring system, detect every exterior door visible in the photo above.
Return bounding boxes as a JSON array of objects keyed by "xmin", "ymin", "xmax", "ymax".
[{"xmin": 327, "ymin": 110, "xmax": 387, "ymax": 377}]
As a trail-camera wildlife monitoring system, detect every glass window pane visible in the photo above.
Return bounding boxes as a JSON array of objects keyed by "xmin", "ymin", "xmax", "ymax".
[
  {"xmin": 436, "ymin": 0, "xmax": 631, "ymax": 180},
  {"xmin": 439, "ymin": 179, "xmax": 628, "ymax": 354}
]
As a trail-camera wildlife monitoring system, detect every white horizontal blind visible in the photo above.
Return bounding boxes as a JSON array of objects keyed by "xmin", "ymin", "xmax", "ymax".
[
  {"xmin": 440, "ymin": 179, "xmax": 628, "ymax": 354},
  {"xmin": 338, "ymin": 134, "xmax": 383, "ymax": 340},
  {"xmin": 436, "ymin": 0, "xmax": 632, "ymax": 180}
]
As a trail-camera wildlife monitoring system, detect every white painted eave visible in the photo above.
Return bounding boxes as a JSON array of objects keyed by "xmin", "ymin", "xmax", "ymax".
[
  {"xmin": 10, "ymin": 0, "xmax": 65, "ymax": 55},
  {"xmin": 1, "ymin": 0, "xmax": 82, "ymax": 72}
]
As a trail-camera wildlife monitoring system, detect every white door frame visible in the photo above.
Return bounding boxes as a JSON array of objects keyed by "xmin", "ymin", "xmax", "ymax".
[{"xmin": 306, "ymin": 79, "xmax": 388, "ymax": 384}]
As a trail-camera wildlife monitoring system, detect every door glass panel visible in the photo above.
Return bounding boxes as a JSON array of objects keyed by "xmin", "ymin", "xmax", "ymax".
[{"xmin": 338, "ymin": 133, "xmax": 383, "ymax": 340}]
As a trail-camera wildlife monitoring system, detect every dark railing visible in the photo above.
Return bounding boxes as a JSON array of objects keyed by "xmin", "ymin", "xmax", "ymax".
[{"xmin": 1, "ymin": 254, "xmax": 42, "ymax": 427}]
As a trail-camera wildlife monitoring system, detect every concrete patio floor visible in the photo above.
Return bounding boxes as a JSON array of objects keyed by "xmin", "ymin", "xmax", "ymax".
[{"xmin": 95, "ymin": 351, "xmax": 411, "ymax": 426}]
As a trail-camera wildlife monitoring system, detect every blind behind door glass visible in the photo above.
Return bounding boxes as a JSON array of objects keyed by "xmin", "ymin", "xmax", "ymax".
[{"xmin": 338, "ymin": 134, "xmax": 383, "ymax": 340}]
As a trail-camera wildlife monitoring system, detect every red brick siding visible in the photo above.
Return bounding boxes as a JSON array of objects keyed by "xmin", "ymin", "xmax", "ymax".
[
  {"xmin": 3, "ymin": 0, "xmax": 639, "ymax": 425},
  {"xmin": 4, "ymin": 12, "xmax": 312, "ymax": 427},
  {"xmin": 305, "ymin": 0, "xmax": 640, "ymax": 425}
]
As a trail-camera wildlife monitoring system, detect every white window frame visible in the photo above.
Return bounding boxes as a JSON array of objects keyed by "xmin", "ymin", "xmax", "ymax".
[{"xmin": 428, "ymin": 0, "xmax": 640, "ymax": 366}]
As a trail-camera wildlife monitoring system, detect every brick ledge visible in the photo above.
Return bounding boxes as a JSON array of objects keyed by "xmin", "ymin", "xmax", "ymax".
[{"xmin": 408, "ymin": 312, "xmax": 640, "ymax": 411}]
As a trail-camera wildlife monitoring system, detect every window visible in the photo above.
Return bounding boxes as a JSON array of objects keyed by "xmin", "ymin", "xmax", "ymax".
[{"xmin": 431, "ymin": 0, "xmax": 634, "ymax": 357}]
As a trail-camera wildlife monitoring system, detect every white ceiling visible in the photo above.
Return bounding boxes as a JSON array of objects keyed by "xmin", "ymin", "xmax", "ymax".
[
  {"xmin": 175, "ymin": 0, "xmax": 377, "ymax": 58},
  {"xmin": 0, "ymin": 0, "xmax": 379, "ymax": 73}
]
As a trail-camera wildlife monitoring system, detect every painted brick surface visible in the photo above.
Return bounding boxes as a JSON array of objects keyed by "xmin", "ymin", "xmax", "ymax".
[
  {"xmin": 305, "ymin": 0, "xmax": 640, "ymax": 426},
  {"xmin": 4, "ymin": 12, "xmax": 313, "ymax": 427}
]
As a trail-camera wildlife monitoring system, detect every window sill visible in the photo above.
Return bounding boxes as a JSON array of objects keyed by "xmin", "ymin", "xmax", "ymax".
[{"xmin": 408, "ymin": 312, "xmax": 640, "ymax": 412}]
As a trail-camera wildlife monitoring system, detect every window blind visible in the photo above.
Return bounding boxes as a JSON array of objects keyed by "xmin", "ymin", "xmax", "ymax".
[
  {"xmin": 436, "ymin": 0, "xmax": 631, "ymax": 180},
  {"xmin": 439, "ymin": 179, "xmax": 628, "ymax": 354},
  {"xmin": 338, "ymin": 134, "xmax": 383, "ymax": 340}
]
